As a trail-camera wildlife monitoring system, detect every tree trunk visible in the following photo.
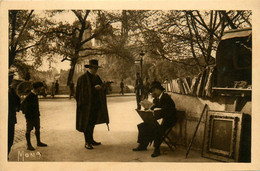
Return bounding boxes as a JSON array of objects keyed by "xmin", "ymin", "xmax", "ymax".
[
  {"xmin": 67, "ymin": 58, "xmax": 78, "ymax": 86},
  {"xmin": 9, "ymin": 50, "xmax": 16, "ymax": 68}
]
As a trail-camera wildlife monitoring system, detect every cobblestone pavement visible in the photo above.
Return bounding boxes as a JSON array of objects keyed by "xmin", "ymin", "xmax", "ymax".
[{"xmin": 13, "ymin": 94, "xmax": 137, "ymax": 146}]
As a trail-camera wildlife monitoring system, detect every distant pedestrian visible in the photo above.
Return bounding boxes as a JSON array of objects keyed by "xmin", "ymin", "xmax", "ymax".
[
  {"xmin": 135, "ymin": 72, "xmax": 143, "ymax": 110},
  {"xmin": 42, "ymin": 81, "xmax": 47, "ymax": 97},
  {"xmin": 143, "ymin": 77, "xmax": 150, "ymax": 99},
  {"xmin": 75, "ymin": 59, "xmax": 109, "ymax": 150},
  {"xmin": 8, "ymin": 71, "xmax": 20, "ymax": 159},
  {"xmin": 120, "ymin": 79, "xmax": 124, "ymax": 95},
  {"xmin": 69, "ymin": 81, "xmax": 75, "ymax": 99},
  {"xmin": 50, "ymin": 82, "xmax": 55, "ymax": 98},
  {"xmin": 21, "ymin": 82, "xmax": 47, "ymax": 151},
  {"xmin": 55, "ymin": 80, "xmax": 59, "ymax": 95}
]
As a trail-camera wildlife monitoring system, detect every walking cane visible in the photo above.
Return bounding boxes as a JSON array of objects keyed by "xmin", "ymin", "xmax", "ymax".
[{"xmin": 185, "ymin": 104, "xmax": 208, "ymax": 158}]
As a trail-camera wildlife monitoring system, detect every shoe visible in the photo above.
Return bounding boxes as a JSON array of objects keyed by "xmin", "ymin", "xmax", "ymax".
[
  {"xmin": 37, "ymin": 142, "xmax": 48, "ymax": 147},
  {"xmin": 132, "ymin": 146, "xmax": 147, "ymax": 151},
  {"xmin": 85, "ymin": 143, "xmax": 94, "ymax": 150},
  {"xmin": 91, "ymin": 140, "xmax": 101, "ymax": 146},
  {"xmin": 151, "ymin": 149, "xmax": 160, "ymax": 157},
  {"xmin": 27, "ymin": 145, "xmax": 35, "ymax": 151}
]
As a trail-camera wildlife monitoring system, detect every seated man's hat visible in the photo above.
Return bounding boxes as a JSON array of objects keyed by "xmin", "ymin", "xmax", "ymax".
[{"xmin": 149, "ymin": 81, "xmax": 165, "ymax": 92}]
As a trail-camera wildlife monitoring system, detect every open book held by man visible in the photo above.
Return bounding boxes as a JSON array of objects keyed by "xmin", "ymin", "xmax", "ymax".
[{"xmin": 136, "ymin": 99, "xmax": 162, "ymax": 124}]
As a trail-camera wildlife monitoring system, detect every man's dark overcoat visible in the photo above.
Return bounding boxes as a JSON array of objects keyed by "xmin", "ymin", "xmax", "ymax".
[
  {"xmin": 75, "ymin": 72, "xmax": 109, "ymax": 132},
  {"xmin": 151, "ymin": 92, "xmax": 177, "ymax": 127}
]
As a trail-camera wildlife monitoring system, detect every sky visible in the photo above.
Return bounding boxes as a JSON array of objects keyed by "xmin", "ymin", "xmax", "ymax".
[{"xmin": 38, "ymin": 57, "xmax": 71, "ymax": 72}]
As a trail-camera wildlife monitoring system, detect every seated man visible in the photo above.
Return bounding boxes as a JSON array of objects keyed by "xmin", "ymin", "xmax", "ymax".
[{"xmin": 133, "ymin": 81, "xmax": 177, "ymax": 157}]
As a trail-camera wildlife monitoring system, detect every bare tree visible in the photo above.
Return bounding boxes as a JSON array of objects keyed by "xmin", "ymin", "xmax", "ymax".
[{"xmin": 9, "ymin": 10, "xmax": 35, "ymax": 68}]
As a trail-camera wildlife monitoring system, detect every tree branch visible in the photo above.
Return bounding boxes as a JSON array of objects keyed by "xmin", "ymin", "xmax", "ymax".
[
  {"xmin": 212, "ymin": 11, "xmax": 218, "ymax": 30},
  {"xmin": 221, "ymin": 11, "xmax": 237, "ymax": 29},
  {"xmin": 79, "ymin": 47, "xmax": 101, "ymax": 51},
  {"xmin": 14, "ymin": 10, "xmax": 34, "ymax": 50},
  {"xmin": 185, "ymin": 13, "xmax": 202, "ymax": 69},
  {"xmin": 190, "ymin": 16, "xmax": 207, "ymax": 64},
  {"xmin": 72, "ymin": 10, "xmax": 83, "ymax": 23},
  {"xmin": 239, "ymin": 11, "xmax": 252, "ymax": 27},
  {"xmin": 190, "ymin": 11, "xmax": 220, "ymax": 39},
  {"xmin": 80, "ymin": 31, "xmax": 100, "ymax": 46},
  {"xmin": 61, "ymin": 57, "xmax": 72, "ymax": 62},
  {"xmin": 16, "ymin": 43, "xmax": 39, "ymax": 53},
  {"xmin": 83, "ymin": 10, "xmax": 91, "ymax": 21}
]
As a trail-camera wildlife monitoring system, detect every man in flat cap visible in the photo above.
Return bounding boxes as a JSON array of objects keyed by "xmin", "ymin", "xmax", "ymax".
[
  {"xmin": 133, "ymin": 81, "xmax": 177, "ymax": 157},
  {"xmin": 21, "ymin": 81, "xmax": 47, "ymax": 151},
  {"xmin": 75, "ymin": 59, "xmax": 109, "ymax": 150}
]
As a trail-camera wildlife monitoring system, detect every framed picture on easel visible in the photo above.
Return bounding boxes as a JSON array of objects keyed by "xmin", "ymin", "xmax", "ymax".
[{"xmin": 202, "ymin": 110, "xmax": 243, "ymax": 162}]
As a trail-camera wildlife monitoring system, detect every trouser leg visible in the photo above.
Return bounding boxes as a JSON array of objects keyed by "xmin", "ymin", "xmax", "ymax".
[
  {"xmin": 35, "ymin": 131, "xmax": 41, "ymax": 144},
  {"xmin": 84, "ymin": 129, "xmax": 91, "ymax": 144},
  {"xmin": 25, "ymin": 119, "xmax": 35, "ymax": 150},
  {"xmin": 8, "ymin": 124, "xmax": 15, "ymax": 155},
  {"xmin": 154, "ymin": 125, "xmax": 169, "ymax": 149},
  {"xmin": 25, "ymin": 131, "xmax": 36, "ymax": 151},
  {"xmin": 89, "ymin": 124, "xmax": 95, "ymax": 143},
  {"xmin": 35, "ymin": 118, "xmax": 40, "ymax": 144},
  {"xmin": 34, "ymin": 118, "xmax": 47, "ymax": 147},
  {"xmin": 26, "ymin": 132, "xmax": 32, "ymax": 146},
  {"xmin": 136, "ymin": 95, "xmax": 141, "ymax": 110},
  {"xmin": 84, "ymin": 123, "xmax": 95, "ymax": 149},
  {"xmin": 137, "ymin": 122, "xmax": 155, "ymax": 148},
  {"xmin": 84, "ymin": 123, "xmax": 95, "ymax": 144}
]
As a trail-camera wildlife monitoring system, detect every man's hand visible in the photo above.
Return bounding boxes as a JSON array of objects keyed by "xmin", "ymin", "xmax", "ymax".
[{"xmin": 95, "ymin": 85, "xmax": 102, "ymax": 90}]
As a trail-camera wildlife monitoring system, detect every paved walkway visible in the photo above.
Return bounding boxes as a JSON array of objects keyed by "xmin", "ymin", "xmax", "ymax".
[{"xmin": 9, "ymin": 95, "xmax": 215, "ymax": 163}]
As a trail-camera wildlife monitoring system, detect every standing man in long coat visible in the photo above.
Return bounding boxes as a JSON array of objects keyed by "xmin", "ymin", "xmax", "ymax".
[{"xmin": 75, "ymin": 59, "xmax": 109, "ymax": 150}]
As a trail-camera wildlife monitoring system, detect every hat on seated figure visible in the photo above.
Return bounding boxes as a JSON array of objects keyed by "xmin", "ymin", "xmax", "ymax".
[
  {"xmin": 84, "ymin": 59, "xmax": 101, "ymax": 68},
  {"xmin": 149, "ymin": 81, "xmax": 165, "ymax": 92}
]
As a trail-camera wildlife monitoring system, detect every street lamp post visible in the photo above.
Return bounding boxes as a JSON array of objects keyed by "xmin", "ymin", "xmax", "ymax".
[
  {"xmin": 139, "ymin": 51, "xmax": 145, "ymax": 80},
  {"xmin": 135, "ymin": 51, "xmax": 145, "ymax": 80}
]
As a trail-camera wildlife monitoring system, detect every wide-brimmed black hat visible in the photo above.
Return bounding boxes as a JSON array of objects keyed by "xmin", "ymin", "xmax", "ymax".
[
  {"xmin": 149, "ymin": 81, "xmax": 165, "ymax": 92},
  {"xmin": 84, "ymin": 59, "xmax": 101, "ymax": 68}
]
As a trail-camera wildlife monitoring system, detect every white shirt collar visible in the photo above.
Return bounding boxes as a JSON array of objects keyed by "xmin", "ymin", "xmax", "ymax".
[
  {"xmin": 158, "ymin": 91, "xmax": 164, "ymax": 100},
  {"xmin": 31, "ymin": 90, "xmax": 37, "ymax": 95}
]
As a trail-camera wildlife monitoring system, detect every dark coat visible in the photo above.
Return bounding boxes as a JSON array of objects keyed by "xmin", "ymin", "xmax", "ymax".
[
  {"xmin": 8, "ymin": 87, "xmax": 20, "ymax": 125},
  {"xmin": 135, "ymin": 78, "xmax": 143, "ymax": 96},
  {"xmin": 21, "ymin": 92, "xmax": 40, "ymax": 120},
  {"xmin": 75, "ymin": 71, "xmax": 109, "ymax": 132},
  {"xmin": 151, "ymin": 92, "xmax": 177, "ymax": 127}
]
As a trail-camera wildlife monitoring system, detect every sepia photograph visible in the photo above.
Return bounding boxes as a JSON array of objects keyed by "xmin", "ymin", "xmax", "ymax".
[{"xmin": 1, "ymin": 0, "xmax": 259, "ymax": 170}]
